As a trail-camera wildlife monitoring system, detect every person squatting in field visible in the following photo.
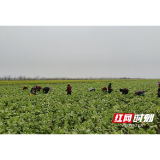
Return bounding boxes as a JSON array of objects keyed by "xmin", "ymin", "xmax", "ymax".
[
  {"xmin": 36, "ymin": 86, "xmax": 42, "ymax": 91},
  {"xmin": 102, "ymin": 86, "xmax": 107, "ymax": 92},
  {"xmin": 30, "ymin": 86, "xmax": 37, "ymax": 96},
  {"xmin": 23, "ymin": 85, "xmax": 28, "ymax": 90},
  {"xmin": 89, "ymin": 87, "xmax": 95, "ymax": 91},
  {"xmin": 135, "ymin": 90, "xmax": 145, "ymax": 96},
  {"xmin": 108, "ymin": 83, "xmax": 113, "ymax": 93},
  {"xmin": 66, "ymin": 83, "xmax": 72, "ymax": 95},
  {"xmin": 43, "ymin": 87, "xmax": 50, "ymax": 93},
  {"xmin": 120, "ymin": 88, "xmax": 129, "ymax": 94}
]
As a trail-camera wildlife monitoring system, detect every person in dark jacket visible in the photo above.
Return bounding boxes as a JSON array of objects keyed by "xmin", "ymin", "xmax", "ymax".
[
  {"xmin": 102, "ymin": 86, "xmax": 107, "ymax": 92},
  {"xmin": 108, "ymin": 83, "xmax": 113, "ymax": 94},
  {"xmin": 120, "ymin": 88, "xmax": 129, "ymax": 94},
  {"xmin": 157, "ymin": 88, "xmax": 160, "ymax": 97},
  {"xmin": 30, "ymin": 86, "xmax": 37, "ymax": 96},
  {"xmin": 43, "ymin": 87, "xmax": 50, "ymax": 93},
  {"xmin": 36, "ymin": 86, "xmax": 42, "ymax": 91},
  {"xmin": 23, "ymin": 85, "xmax": 28, "ymax": 90},
  {"xmin": 135, "ymin": 90, "xmax": 145, "ymax": 96},
  {"xmin": 66, "ymin": 83, "xmax": 72, "ymax": 95}
]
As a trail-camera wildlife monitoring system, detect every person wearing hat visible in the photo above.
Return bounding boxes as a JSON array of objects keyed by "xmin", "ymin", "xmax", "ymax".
[
  {"xmin": 102, "ymin": 86, "xmax": 107, "ymax": 92},
  {"xmin": 36, "ymin": 85, "xmax": 42, "ymax": 91},
  {"xmin": 23, "ymin": 85, "xmax": 28, "ymax": 90},
  {"xmin": 108, "ymin": 83, "xmax": 113, "ymax": 94},
  {"xmin": 43, "ymin": 87, "xmax": 50, "ymax": 93},
  {"xmin": 158, "ymin": 82, "xmax": 160, "ymax": 88},
  {"xmin": 66, "ymin": 83, "xmax": 72, "ymax": 95},
  {"xmin": 30, "ymin": 86, "xmax": 37, "ymax": 96},
  {"xmin": 120, "ymin": 88, "xmax": 129, "ymax": 94},
  {"xmin": 89, "ymin": 87, "xmax": 95, "ymax": 91},
  {"xmin": 135, "ymin": 90, "xmax": 145, "ymax": 96}
]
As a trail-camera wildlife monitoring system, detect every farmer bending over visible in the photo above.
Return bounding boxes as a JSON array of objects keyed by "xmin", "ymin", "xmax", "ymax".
[
  {"xmin": 135, "ymin": 90, "xmax": 145, "ymax": 96},
  {"xmin": 120, "ymin": 88, "xmax": 129, "ymax": 94},
  {"xmin": 30, "ymin": 86, "xmax": 37, "ymax": 96},
  {"xmin": 36, "ymin": 86, "xmax": 42, "ymax": 91},
  {"xmin": 157, "ymin": 88, "xmax": 160, "ymax": 97},
  {"xmin": 66, "ymin": 83, "xmax": 72, "ymax": 95},
  {"xmin": 23, "ymin": 85, "xmax": 28, "ymax": 90},
  {"xmin": 43, "ymin": 87, "xmax": 50, "ymax": 93},
  {"xmin": 102, "ymin": 86, "xmax": 107, "ymax": 92},
  {"xmin": 89, "ymin": 87, "xmax": 95, "ymax": 91}
]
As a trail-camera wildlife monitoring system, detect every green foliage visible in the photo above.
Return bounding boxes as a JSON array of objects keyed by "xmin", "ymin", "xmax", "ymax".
[{"xmin": 0, "ymin": 80, "xmax": 160, "ymax": 134}]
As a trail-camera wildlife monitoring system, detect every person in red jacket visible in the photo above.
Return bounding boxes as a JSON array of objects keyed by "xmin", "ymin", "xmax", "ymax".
[
  {"xmin": 66, "ymin": 83, "xmax": 72, "ymax": 95},
  {"xmin": 23, "ymin": 85, "xmax": 28, "ymax": 90},
  {"xmin": 102, "ymin": 86, "xmax": 107, "ymax": 92},
  {"xmin": 36, "ymin": 86, "xmax": 42, "ymax": 91}
]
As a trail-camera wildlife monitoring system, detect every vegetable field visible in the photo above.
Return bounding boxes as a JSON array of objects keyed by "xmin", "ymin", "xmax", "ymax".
[{"xmin": 0, "ymin": 80, "xmax": 160, "ymax": 134}]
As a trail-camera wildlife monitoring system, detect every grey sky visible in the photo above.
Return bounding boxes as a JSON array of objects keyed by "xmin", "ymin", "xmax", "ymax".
[{"xmin": 0, "ymin": 26, "xmax": 160, "ymax": 78}]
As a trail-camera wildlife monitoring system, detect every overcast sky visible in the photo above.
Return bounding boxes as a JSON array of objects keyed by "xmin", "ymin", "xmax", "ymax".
[{"xmin": 0, "ymin": 26, "xmax": 160, "ymax": 78}]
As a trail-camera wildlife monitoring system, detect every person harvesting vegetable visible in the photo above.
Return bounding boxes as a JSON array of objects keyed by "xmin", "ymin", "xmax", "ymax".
[
  {"xmin": 108, "ymin": 83, "xmax": 113, "ymax": 93},
  {"xmin": 157, "ymin": 83, "xmax": 160, "ymax": 97},
  {"xmin": 30, "ymin": 86, "xmax": 37, "ymax": 96},
  {"xmin": 135, "ymin": 90, "xmax": 145, "ymax": 96},
  {"xmin": 89, "ymin": 87, "xmax": 95, "ymax": 91},
  {"xmin": 102, "ymin": 86, "xmax": 107, "ymax": 92},
  {"xmin": 23, "ymin": 85, "xmax": 28, "ymax": 90},
  {"xmin": 36, "ymin": 86, "xmax": 42, "ymax": 91},
  {"xmin": 66, "ymin": 83, "xmax": 72, "ymax": 95},
  {"xmin": 43, "ymin": 87, "xmax": 50, "ymax": 93},
  {"xmin": 120, "ymin": 88, "xmax": 129, "ymax": 94},
  {"xmin": 157, "ymin": 88, "xmax": 160, "ymax": 97}
]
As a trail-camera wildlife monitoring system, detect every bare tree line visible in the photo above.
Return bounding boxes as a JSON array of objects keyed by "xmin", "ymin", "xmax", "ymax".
[{"xmin": 0, "ymin": 75, "xmax": 146, "ymax": 81}]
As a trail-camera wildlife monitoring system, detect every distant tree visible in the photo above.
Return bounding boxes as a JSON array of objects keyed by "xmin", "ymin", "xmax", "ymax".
[
  {"xmin": 4, "ymin": 76, "xmax": 8, "ymax": 80},
  {"xmin": 23, "ymin": 76, "xmax": 26, "ymax": 80},
  {"xmin": 7, "ymin": 75, "xmax": 11, "ymax": 80},
  {"xmin": 18, "ymin": 76, "xmax": 23, "ymax": 80}
]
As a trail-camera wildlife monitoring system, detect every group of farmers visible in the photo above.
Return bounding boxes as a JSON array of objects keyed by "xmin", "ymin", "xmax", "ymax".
[
  {"xmin": 90, "ymin": 82, "xmax": 160, "ymax": 97},
  {"xmin": 89, "ymin": 83, "xmax": 145, "ymax": 96},
  {"xmin": 23, "ymin": 85, "xmax": 51, "ymax": 96},
  {"xmin": 23, "ymin": 82, "xmax": 160, "ymax": 97},
  {"xmin": 23, "ymin": 83, "xmax": 72, "ymax": 96},
  {"xmin": 89, "ymin": 83, "xmax": 113, "ymax": 93}
]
